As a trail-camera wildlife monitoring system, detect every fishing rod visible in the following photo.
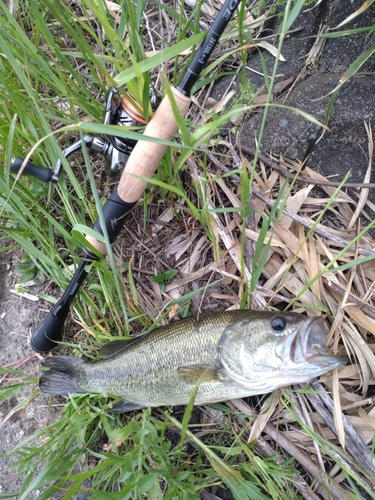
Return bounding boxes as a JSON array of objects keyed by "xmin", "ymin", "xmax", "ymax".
[{"xmin": 12, "ymin": 0, "xmax": 243, "ymax": 352}]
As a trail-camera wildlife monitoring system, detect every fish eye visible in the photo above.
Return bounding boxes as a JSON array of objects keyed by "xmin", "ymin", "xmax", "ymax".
[{"xmin": 271, "ymin": 317, "xmax": 287, "ymax": 332}]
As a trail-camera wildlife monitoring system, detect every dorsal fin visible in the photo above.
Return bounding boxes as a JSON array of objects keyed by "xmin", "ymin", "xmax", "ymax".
[{"xmin": 100, "ymin": 338, "xmax": 137, "ymax": 359}]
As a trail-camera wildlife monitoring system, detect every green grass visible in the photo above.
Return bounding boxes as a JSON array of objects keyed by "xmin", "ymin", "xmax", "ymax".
[{"xmin": 1, "ymin": 0, "xmax": 375, "ymax": 498}]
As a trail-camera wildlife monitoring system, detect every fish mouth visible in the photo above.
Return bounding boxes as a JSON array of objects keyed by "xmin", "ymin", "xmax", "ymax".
[{"xmin": 277, "ymin": 316, "xmax": 348, "ymax": 366}]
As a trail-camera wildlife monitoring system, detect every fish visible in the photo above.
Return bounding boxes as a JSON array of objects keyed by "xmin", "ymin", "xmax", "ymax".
[{"xmin": 39, "ymin": 310, "xmax": 347, "ymax": 412}]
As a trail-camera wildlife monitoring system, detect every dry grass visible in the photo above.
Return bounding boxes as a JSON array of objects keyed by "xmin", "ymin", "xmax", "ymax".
[{"xmin": 99, "ymin": 2, "xmax": 375, "ymax": 496}]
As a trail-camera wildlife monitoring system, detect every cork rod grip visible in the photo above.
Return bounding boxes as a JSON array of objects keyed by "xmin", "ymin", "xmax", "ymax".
[
  {"xmin": 85, "ymin": 87, "xmax": 191, "ymax": 256},
  {"xmin": 117, "ymin": 87, "xmax": 191, "ymax": 203}
]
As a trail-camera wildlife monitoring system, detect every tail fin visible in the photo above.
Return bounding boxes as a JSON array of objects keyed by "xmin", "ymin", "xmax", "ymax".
[{"xmin": 40, "ymin": 356, "xmax": 85, "ymax": 396}]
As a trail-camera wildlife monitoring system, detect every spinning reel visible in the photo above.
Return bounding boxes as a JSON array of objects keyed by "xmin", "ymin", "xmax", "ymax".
[
  {"xmin": 10, "ymin": 85, "xmax": 161, "ymax": 182},
  {"xmin": 9, "ymin": 85, "xmax": 161, "ymax": 353}
]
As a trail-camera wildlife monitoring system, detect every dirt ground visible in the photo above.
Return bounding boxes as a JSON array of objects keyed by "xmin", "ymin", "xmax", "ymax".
[{"xmin": 1, "ymin": 0, "xmax": 374, "ymax": 497}]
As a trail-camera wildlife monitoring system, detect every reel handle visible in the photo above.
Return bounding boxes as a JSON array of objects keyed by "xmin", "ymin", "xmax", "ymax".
[{"xmin": 10, "ymin": 156, "xmax": 53, "ymax": 183}]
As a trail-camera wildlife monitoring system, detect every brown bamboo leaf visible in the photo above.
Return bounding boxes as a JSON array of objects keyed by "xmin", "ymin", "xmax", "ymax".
[
  {"xmin": 279, "ymin": 185, "xmax": 313, "ymax": 229},
  {"xmin": 264, "ymin": 257, "xmax": 317, "ymax": 306},
  {"xmin": 274, "ymin": 224, "xmax": 305, "ymax": 258},
  {"xmin": 342, "ymin": 303, "xmax": 375, "ymax": 337},
  {"xmin": 333, "ymin": 0, "xmax": 375, "ymax": 29},
  {"xmin": 305, "ymin": 167, "xmax": 354, "ymax": 221},
  {"xmin": 196, "ymin": 90, "xmax": 236, "ymax": 125},
  {"xmin": 358, "ymin": 407, "xmax": 375, "ymax": 431},
  {"xmin": 151, "ymin": 207, "xmax": 179, "ymax": 236},
  {"xmin": 344, "ymin": 333, "xmax": 371, "ymax": 395},
  {"xmin": 181, "ymin": 235, "xmax": 208, "ymax": 274},
  {"xmin": 165, "ymin": 230, "xmax": 201, "ymax": 261},
  {"xmin": 245, "ymin": 227, "xmax": 286, "ymax": 251},
  {"xmin": 248, "ymin": 392, "xmax": 279, "ymax": 443},
  {"xmin": 216, "ymin": 178, "xmax": 241, "ymax": 208},
  {"xmin": 256, "ymin": 40, "xmax": 286, "ymax": 61},
  {"xmin": 307, "ymin": 233, "xmax": 321, "ymax": 306}
]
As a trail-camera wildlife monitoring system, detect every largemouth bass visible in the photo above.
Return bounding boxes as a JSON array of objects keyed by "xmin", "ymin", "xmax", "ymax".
[{"xmin": 40, "ymin": 310, "xmax": 347, "ymax": 412}]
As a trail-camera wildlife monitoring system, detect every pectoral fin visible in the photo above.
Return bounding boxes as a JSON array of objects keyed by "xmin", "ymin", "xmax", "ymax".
[
  {"xmin": 108, "ymin": 399, "xmax": 146, "ymax": 413},
  {"xmin": 177, "ymin": 364, "xmax": 222, "ymax": 384}
]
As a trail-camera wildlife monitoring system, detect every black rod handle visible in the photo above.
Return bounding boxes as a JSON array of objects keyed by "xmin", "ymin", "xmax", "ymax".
[
  {"xmin": 31, "ymin": 192, "xmax": 136, "ymax": 352},
  {"xmin": 31, "ymin": 261, "xmax": 90, "ymax": 352}
]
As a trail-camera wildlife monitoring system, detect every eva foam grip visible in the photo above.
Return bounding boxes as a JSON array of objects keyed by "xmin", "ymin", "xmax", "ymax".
[
  {"xmin": 85, "ymin": 189, "xmax": 136, "ymax": 255},
  {"xmin": 117, "ymin": 87, "xmax": 191, "ymax": 203}
]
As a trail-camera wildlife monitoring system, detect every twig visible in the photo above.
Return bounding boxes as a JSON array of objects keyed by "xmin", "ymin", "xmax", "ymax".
[
  {"xmin": 342, "ymin": 397, "xmax": 375, "ymax": 411},
  {"xmin": 308, "ymin": 381, "xmax": 375, "ymax": 481},
  {"xmin": 228, "ymin": 399, "xmax": 348, "ymax": 500},
  {"xmin": 205, "ymin": 148, "xmax": 374, "ymax": 257},
  {"xmin": 241, "ymin": 145, "xmax": 375, "ymax": 189},
  {"xmin": 324, "ymin": 278, "xmax": 375, "ymax": 321}
]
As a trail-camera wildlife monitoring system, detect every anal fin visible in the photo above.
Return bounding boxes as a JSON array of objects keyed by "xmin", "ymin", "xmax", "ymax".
[{"xmin": 108, "ymin": 399, "xmax": 146, "ymax": 413}]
